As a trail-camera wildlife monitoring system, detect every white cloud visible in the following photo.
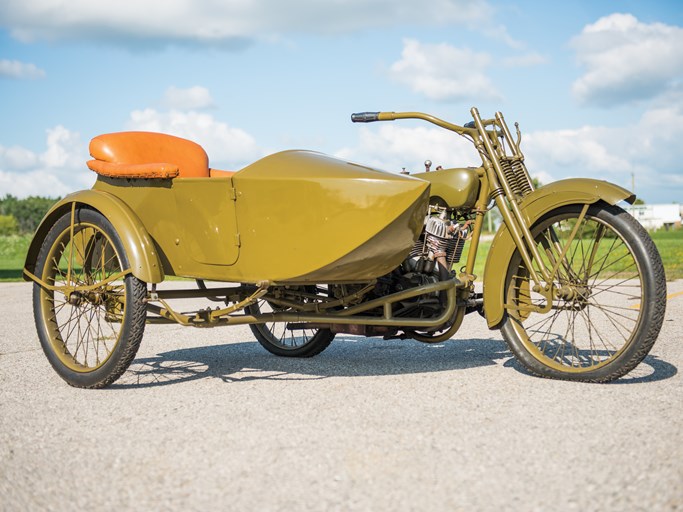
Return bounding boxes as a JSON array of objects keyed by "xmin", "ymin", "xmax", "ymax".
[
  {"xmin": 481, "ymin": 23, "xmax": 525, "ymax": 50},
  {"xmin": 126, "ymin": 109, "xmax": 264, "ymax": 169},
  {"xmin": 41, "ymin": 126, "xmax": 83, "ymax": 169},
  {"xmin": 0, "ymin": 169, "xmax": 82, "ymax": 198},
  {"xmin": 523, "ymin": 104, "xmax": 683, "ymax": 202},
  {"xmin": 162, "ymin": 86, "xmax": 214, "ymax": 111},
  {"xmin": 0, "ymin": 59, "xmax": 45, "ymax": 79},
  {"xmin": 0, "ymin": 146, "xmax": 38, "ymax": 170},
  {"xmin": 336, "ymin": 124, "xmax": 479, "ymax": 174},
  {"xmin": 0, "ymin": 0, "xmax": 492, "ymax": 45},
  {"xmin": 0, "ymin": 126, "xmax": 93, "ymax": 199},
  {"xmin": 524, "ymin": 127, "xmax": 633, "ymax": 175},
  {"xmin": 389, "ymin": 39, "xmax": 501, "ymax": 102},
  {"xmin": 571, "ymin": 13, "xmax": 683, "ymax": 106}
]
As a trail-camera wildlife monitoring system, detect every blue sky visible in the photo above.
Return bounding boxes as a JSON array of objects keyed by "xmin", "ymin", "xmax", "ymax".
[{"xmin": 1, "ymin": 0, "xmax": 682, "ymax": 203}]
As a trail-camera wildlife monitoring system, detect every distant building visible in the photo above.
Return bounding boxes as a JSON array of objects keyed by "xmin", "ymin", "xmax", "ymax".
[{"xmin": 625, "ymin": 203, "xmax": 681, "ymax": 230}]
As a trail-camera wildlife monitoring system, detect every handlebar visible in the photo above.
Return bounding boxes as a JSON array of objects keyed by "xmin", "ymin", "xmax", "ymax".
[
  {"xmin": 351, "ymin": 110, "xmax": 481, "ymax": 137},
  {"xmin": 350, "ymin": 108, "xmax": 525, "ymax": 164},
  {"xmin": 351, "ymin": 112, "xmax": 380, "ymax": 123}
]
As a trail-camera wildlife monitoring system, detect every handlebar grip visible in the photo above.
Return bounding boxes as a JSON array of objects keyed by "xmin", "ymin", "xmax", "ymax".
[{"xmin": 351, "ymin": 112, "xmax": 380, "ymax": 123}]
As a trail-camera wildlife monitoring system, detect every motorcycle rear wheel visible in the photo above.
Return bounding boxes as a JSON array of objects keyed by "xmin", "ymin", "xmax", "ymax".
[
  {"xmin": 501, "ymin": 203, "xmax": 666, "ymax": 382},
  {"xmin": 33, "ymin": 208, "xmax": 146, "ymax": 388},
  {"xmin": 246, "ymin": 295, "xmax": 335, "ymax": 357}
]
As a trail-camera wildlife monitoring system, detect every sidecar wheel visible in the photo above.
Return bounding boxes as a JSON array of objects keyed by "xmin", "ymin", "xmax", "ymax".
[
  {"xmin": 32, "ymin": 208, "xmax": 147, "ymax": 388},
  {"xmin": 246, "ymin": 298, "xmax": 335, "ymax": 357},
  {"xmin": 500, "ymin": 203, "xmax": 666, "ymax": 382}
]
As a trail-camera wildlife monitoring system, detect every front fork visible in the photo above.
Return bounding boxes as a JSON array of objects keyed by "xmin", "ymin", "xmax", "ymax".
[{"xmin": 470, "ymin": 108, "xmax": 591, "ymax": 312}]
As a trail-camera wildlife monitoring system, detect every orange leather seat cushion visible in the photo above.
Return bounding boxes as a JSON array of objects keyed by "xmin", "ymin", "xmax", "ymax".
[
  {"xmin": 88, "ymin": 132, "xmax": 210, "ymax": 178},
  {"xmin": 209, "ymin": 168, "xmax": 235, "ymax": 178},
  {"xmin": 87, "ymin": 160, "xmax": 180, "ymax": 179}
]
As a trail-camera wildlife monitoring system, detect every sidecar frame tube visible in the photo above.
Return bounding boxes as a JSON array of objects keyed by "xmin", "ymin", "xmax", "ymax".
[
  {"xmin": 234, "ymin": 279, "xmax": 459, "ymax": 328},
  {"xmin": 148, "ymin": 278, "xmax": 461, "ymax": 329}
]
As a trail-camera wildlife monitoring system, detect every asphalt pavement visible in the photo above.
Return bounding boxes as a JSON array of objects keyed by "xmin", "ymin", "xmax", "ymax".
[{"xmin": 1, "ymin": 280, "xmax": 682, "ymax": 511}]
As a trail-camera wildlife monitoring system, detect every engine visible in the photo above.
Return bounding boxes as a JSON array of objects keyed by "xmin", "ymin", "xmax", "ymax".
[
  {"xmin": 410, "ymin": 207, "xmax": 468, "ymax": 269},
  {"xmin": 328, "ymin": 207, "xmax": 469, "ymax": 337},
  {"xmin": 370, "ymin": 207, "xmax": 468, "ymax": 318}
]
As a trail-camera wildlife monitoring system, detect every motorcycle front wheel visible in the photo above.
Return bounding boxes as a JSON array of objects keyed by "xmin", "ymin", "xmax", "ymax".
[
  {"xmin": 32, "ymin": 208, "xmax": 147, "ymax": 388},
  {"xmin": 501, "ymin": 203, "xmax": 666, "ymax": 382}
]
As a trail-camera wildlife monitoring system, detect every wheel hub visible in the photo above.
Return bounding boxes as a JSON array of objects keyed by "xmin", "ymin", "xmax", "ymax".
[
  {"xmin": 67, "ymin": 290, "xmax": 105, "ymax": 307},
  {"xmin": 67, "ymin": 291, "xmax": 83, "ymax": 306},
  {"xmin": 555, "ymin": 284, "xmax": 591, "ymax": 304}
]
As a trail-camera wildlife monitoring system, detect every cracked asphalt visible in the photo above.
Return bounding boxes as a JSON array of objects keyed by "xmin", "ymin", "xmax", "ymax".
[{"xmin": 1, "ymin": 281, "xmax": 682, "ymax": 511}]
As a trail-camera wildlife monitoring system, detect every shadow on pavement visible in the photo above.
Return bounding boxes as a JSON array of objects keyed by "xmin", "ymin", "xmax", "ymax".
[
  {"xmin": 602, "ymin": 355, "xmax": 677, "ymax": 384},
  {"xmin": 113, "ymin": 335, "xmax": 677, "ymax": 389},
  {"xmin": 503, "ymin": 353, "xmax": 677, "ymax": 384},
  {"xmin": 113, "ymin": 336, "xmax": 512, "ymax": 389}
]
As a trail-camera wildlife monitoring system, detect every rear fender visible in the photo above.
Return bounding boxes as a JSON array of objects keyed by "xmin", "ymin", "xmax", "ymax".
[
  {"xmin": 24, "ymin": 189, "xmax": 164, "ymax": 284},
  {"xmin": 482, "ymin": 178, "xmax": 635, "ymax": 329}
]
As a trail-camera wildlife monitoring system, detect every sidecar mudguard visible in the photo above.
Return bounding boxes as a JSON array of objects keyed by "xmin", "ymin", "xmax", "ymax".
[
  {"xmin": 482, "ymin": 178, "xmax": 635, "ymax": 329},
  {"xmin": 24, "ymin": 189, "xmax": 164, "ymax": 284}
]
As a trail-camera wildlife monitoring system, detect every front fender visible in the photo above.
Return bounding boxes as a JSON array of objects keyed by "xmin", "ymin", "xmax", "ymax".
[
  {"xmin": 24, "ymin": 189, "xmax": 164, "ymax": 284},
  {"xmin": 482, "ymin": 178, "xmax": 635, "ymax": 329}
]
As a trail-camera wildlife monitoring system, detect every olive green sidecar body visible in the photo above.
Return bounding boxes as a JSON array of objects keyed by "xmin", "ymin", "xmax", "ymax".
[{"xmin": 25, "ymin": 132, "xmax": 430, "ymax": 285}]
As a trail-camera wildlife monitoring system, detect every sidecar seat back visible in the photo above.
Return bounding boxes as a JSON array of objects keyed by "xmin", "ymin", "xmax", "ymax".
[{"xmin": 87, "ymin": 131, "xmax": 210, "ymax": 179}]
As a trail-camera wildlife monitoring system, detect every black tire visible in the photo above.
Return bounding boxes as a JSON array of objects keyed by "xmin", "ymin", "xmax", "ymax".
[
  {"xmin": 500, "ymin": 203, "xmax": 666, "ymax": 382},
  {"xmin": 246, "ymin": 294, "xmax": 335, "ymax": 357},
  {"xmin": 33, "ymin": 208, "xmax": 147, "ymax": 388}
]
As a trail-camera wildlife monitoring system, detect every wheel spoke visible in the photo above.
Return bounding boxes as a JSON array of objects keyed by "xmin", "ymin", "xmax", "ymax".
[{"xmin": 587, "ymin": 301, "xmax": 640, "ymax": 322}]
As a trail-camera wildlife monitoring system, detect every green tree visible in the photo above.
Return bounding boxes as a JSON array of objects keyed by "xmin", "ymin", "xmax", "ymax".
[
  {"xmin": 0, "ymin": 214, "xmax": 18, "ymax": 235},
  {"xmin": 0, "ymin": 195, "xmax": 60, "ymax": 234}
]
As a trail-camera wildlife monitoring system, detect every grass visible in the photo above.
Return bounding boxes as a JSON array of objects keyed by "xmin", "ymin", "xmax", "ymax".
[
  {"xmin": 470, "ymin": 237, "xmax": 492, "ymax": 279},
  {"xmin": 649, "ymin": 229, "xmax": 683, "ymax": 281},
  {"xmin": 0, "ymin": 234, "xmax": 32, "ymax": 281},
  {"xmin": 466, "ymin": 228, "xmax": 683, "ymax": 281},
  {"xmin": 2, "ymin": 227, "xmax": 682, "ymax": 283}
]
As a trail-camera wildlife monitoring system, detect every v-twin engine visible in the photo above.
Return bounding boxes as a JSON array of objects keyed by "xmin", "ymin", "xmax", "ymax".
[{"xmin": 410, "ymin": 209, "xmax": 468, "ymax": 268}]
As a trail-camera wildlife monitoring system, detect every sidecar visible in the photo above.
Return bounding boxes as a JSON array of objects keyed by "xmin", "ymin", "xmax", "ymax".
[{"xmin": 24, "ymin": 131, "xmax": 430, "ymax": 285}]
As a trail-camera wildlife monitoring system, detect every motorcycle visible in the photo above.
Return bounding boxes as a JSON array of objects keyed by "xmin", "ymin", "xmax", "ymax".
[{"xmin": 23, "ymin": 108, "xmax": 666, "ymax": 388}]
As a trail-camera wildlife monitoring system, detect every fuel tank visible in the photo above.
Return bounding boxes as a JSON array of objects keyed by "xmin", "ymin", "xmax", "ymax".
[{"xmin": 413, "ymin": 167, "xmax": 481, "ymax": 209}]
